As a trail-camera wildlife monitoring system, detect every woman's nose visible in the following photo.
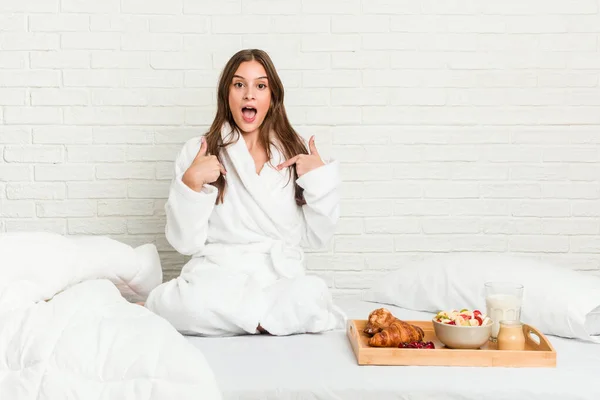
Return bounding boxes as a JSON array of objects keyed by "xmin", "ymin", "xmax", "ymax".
[{"xmin": 244, "ymin": 88, "xmax": 255, "ymax": 100}]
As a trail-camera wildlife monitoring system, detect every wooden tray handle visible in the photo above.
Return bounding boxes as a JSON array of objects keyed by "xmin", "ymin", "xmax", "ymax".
[
  {"xmin": 523, "ymin": 324, "xmax": 552, "ymax": 351},
  {"xmin": 348, "ymin": 321, "xmax": 359, "ymax": 340}
]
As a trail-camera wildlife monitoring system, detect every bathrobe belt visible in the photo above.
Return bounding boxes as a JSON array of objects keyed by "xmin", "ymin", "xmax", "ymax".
[{"xmin": 196, "ymin": 240, "xmax": 306, "ymax": 279}]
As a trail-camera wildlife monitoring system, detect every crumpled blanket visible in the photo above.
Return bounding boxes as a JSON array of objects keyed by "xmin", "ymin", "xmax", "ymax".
[{"xmin": 0, "ymin": 231, "xmax": 222, "ymax": 400}]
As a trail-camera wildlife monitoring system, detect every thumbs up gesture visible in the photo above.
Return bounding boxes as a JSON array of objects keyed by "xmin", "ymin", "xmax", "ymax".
[
  {"xmin": 182, "ymin": 137, "xmax": 227, "ymax": 192},
  {"xmin": 276, "ymin": 136, "xmax": 325, "ymax": 177}
]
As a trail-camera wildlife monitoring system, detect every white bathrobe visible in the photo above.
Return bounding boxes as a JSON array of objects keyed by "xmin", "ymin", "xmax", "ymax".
[{"xmin": 145, "ymin": 124, "xmax": 346, "ymax": 336}]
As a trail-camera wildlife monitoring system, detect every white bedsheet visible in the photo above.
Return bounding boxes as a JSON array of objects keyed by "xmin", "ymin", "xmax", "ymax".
[{"xmin": 187, "ymin": 299, "xmax": 600, "ymax": 400}]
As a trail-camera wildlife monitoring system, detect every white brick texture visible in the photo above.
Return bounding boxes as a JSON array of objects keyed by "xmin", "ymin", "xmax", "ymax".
[{"xmin": 1, "ymin": 1, "xmax": 600, "ymax": 297}]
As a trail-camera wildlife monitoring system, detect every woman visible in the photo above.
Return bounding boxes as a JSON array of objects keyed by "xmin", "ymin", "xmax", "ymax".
[{"xmin": 145, "ymin": 49, "xmax": 346, "ymax": 337}]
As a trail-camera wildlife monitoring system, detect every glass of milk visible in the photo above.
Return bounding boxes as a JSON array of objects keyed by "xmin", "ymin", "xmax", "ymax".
[{"xmin": 484, "ymin": 282, "xmax": 524, "ymax": 341}]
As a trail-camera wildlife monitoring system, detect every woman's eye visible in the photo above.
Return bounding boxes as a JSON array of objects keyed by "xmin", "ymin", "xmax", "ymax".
[
  {"xmin": 233, "ymin": 82, "xmax": 243, "ymax": 88},
  {"xmin": 258, "ymin": 83, "xmax": 267, "ymax": 89}
]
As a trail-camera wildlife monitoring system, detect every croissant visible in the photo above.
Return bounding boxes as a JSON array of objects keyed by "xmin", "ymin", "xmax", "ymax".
[
  {"xmin": 368, "ymin": 319, "xmax": 425, "ymax": 347},
  {"xmin": 364, "ymin": 308, "xmax": 397, "ymax": 336}
]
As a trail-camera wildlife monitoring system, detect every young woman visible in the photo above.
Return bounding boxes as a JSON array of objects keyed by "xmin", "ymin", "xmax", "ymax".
[{"xmin": 145, "ymin": 49, "xmax": 345, "ymax": 337}]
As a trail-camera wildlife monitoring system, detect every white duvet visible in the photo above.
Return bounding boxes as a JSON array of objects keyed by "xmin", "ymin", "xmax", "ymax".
[{"xmin": 0, "ymin": 231, "xmax": 222, "ymax": 400}]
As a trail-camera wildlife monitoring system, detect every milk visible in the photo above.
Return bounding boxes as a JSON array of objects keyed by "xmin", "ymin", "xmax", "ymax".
[{"xmin": 485, "ymin": 293, "xmax": 522, "ymax": 338}]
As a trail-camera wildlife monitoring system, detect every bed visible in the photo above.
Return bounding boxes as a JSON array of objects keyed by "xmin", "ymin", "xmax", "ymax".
[
  {"xmin": 4, "ymin": 232, "xmax": 599, "ymax": 399},
  {"xmin": 188, "ymin": 299, "xmax": 600, "ymax": 400}
]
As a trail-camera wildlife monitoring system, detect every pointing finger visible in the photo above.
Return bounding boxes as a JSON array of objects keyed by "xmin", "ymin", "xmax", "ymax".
[
  {"xmin": 308, "ymin": 135, "xmax": 319, "ymax": 156},
  {"xmin": 277, "ymin": 155, "xmax": 300, "ymax": 170},
  {"xmin": 195, "ymin": 136, "xmax": 208, "ymax": 159}
]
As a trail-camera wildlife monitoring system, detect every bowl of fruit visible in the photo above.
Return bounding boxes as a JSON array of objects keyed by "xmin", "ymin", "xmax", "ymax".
[{"xmin": 432, "ymin": 309, "xmax": 492, "ymax": 349}]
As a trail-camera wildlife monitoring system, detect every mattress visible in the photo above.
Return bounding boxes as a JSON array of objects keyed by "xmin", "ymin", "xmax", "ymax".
[{"xmin": 187, "ymin": 299, "xmax": 600, "ymax": 400}]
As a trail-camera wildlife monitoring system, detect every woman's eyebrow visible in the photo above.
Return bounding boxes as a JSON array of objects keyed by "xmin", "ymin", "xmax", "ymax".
[{"xmin": 233, "ymin": 75, "xmax": 269, "ymax": 80}]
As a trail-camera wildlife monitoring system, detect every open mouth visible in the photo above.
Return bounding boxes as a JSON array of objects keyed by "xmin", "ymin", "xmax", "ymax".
[{"xmin": 241, "ymin": 106, "xmax": 257, "ymax": 123}]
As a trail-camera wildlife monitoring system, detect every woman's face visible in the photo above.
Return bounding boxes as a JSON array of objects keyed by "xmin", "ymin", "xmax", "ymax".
[{"xmin": 228, "ymin": 60, "xmax": 271, "ymax": 136}]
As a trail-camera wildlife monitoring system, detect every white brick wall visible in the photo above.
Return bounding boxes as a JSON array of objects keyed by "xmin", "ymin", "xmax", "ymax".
[{"xmin": 1, "ymin": 0, "xmax": 600, "ymax": 299}]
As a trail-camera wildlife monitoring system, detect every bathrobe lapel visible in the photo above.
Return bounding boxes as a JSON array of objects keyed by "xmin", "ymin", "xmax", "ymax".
[{"xmin": 219, "ymin": 124, "xmax": 298, "ymax": 241}]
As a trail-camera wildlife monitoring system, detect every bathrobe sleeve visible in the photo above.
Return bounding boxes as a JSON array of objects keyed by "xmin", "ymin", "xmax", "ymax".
[
  {"xmin": 295, "ymin": 159, "xmax": 341, "ymax": 249},
  {"xmin": 164, "ymin": 139, "xmax": 218, "ymax": 256}
]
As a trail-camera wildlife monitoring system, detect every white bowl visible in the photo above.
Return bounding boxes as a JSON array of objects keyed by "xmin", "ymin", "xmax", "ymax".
[{"xmin": 432, "ymin": 319, "xmax": 492, "ymax": 349}]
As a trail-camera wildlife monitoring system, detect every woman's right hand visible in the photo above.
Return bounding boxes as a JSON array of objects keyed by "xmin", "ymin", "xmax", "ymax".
[{"xmin": 182, "ymin": 138, "xmax": 226, "ymax": 192}]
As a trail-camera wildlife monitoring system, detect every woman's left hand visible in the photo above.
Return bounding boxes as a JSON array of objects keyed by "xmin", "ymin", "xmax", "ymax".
[{"xmin": 277, "ymin": 136, "xmax": 325, "ymax": 177}]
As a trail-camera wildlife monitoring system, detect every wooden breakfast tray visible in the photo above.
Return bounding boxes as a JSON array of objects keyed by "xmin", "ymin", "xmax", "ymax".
[{"xmin": 347, "ymin": 319, "xmax": 556, "ymax": 368}]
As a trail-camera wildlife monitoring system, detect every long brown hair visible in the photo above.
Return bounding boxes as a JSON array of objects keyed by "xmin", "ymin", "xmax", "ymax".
[{"xmin": 204, "ymin": 49, "xmax": 308, "ymax": 205}]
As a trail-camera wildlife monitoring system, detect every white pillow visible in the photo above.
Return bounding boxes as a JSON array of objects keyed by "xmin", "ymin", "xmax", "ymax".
[
  {"xmin": 0, "ymin": 232, "xmax": 162, "ymax": 302},
  {"xmin": 364, "ymin": 253, "xmax": 600, "ymax": 343}
]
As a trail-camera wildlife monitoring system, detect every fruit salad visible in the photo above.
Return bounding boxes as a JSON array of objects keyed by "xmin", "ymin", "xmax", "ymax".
[{"xmin": 434, "ymin": 309, "xmax": 491, "ymax": 327}]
